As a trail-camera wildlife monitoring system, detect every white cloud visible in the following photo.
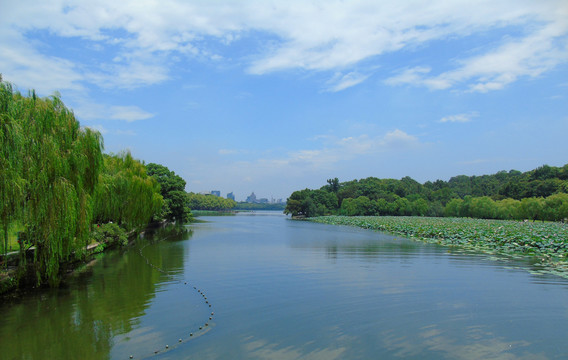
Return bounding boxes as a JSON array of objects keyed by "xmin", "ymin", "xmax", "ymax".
[
  {"xmin": 218, "ymin": 148, "xmax": 250, "ymax": 155},
  {"xmin": 73, "ymin": 100, "xmax": 154, "ymax": 122},
  {"xmin": 0, "ymin": 30, "xmax": 84, "ymax": 94},
  {"xmin": 325, "ymin": 71, "xmax": 371, "ymax": 92},
  {"xmin": 1, "ymin": 0, "xmax": 566, "ymax": 95},
  {"xmin": 440, "ymin": 112, "xmax": 479, "ymax": 123},
  {"xmin": 258, "ymin": 129, "xmax": 421, "ymax": 171},
  {"xmin": 386, "ymin": 9, "xmax": 568, "ymax": 92},
  {"xmin": 108, "ymin": 106, "xmax": 154, "ymax": 122},
  {"xmin": 84, "ymin": 124, "xmax": 108, "ymax": 135},
  {"xmin": 381, "ymin": 129, "xmax": 420, "ymax": 146},
  {"xmin": 86, "ymin": 60, "xmax": 170, "ymax": 90},
  {"xmin": 82, "ymin": 124, "xmax": 136, "ymax": 137}
]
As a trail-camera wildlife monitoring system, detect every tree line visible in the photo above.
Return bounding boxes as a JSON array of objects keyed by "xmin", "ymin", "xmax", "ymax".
[
  {"xmin": 0, "ymin": 80, "xmax": 190, "ymax": 287},
  {"xmin": 284, "ymin": 165, "xmax": 568, "ymax": 222},
  {"xmin": 187, "ymin": 193, "xmax": 237, "ymax": 211}
]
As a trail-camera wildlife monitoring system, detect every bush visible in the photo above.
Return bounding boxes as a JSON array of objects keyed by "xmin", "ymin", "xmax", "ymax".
[{"xmin": 92, "ymin": 223, "xmax": 128, "ymax": 248}]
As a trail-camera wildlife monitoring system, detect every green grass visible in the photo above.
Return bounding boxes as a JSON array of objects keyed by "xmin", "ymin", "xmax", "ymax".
[{"xmin": 309, "ymin": 216, "xmax": 568, "ymax": 278}]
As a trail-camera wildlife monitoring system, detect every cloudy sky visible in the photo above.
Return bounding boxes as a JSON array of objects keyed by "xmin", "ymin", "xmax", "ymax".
[{"xmin": 2, "ymin": 0, "xmax": 567, "ymax": 201}]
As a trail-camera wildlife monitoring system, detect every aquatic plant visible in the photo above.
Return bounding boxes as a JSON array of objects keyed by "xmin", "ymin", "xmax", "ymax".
[{"xmin": 310, "ymin": 216, "xmax": 568, "ymax": 272}]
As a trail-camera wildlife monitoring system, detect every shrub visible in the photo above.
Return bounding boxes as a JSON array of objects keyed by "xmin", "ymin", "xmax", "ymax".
[{"xmin": 92, "ymin": 223, "xmax": 128, "ymax": 248}]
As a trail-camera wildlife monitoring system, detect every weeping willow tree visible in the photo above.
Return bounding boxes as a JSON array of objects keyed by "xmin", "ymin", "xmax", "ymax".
[
  {"xmin": 0, "ymin": 80, "xmax": 104, "ymax": 286},
  {"xmin": 0, "ymin": 81, "xmax": 25, "ymax": 263},
  {"xmin": 93, "ymin": 152, "xmax": 163, "ymax": 231}
]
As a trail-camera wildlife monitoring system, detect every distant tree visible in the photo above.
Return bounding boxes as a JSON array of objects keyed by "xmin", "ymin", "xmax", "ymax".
[
  {"xmin": 448, "ymin": 175, "xmax": 472, "ymax": 198},
  {"xmin": 495, "ymin": 198, "xmax": 521, "ymax": 220},
  {"xmin": 470, "ymin": 197, "xmax": 497, "ymax": 219},
  {"xmin": 326, "ymin": 178, "xmax": 340, "ymax": 193},
  {"xmin": 542, "ymin": 193, "xmax": 568, "ymax": 222},
  {"xmin": 530, "ymin": 165, "xmax": 558, "ymax": 181},
  {"xmin": 285, "ymin": 188, "xmax": 336, "ymax": 217},
  {"xmin": 284, "ymin": 199, "xmax": 302, "ymax": 217},
  {"xmin": 374, "ymin": 198, "xmax": 390, "ymax": 216},
  {"xmin": 311, "ymin": 189, "xmax": 339, "ymax": 212},
  {"xmin": 411, "ymin": 198, "xmax": 429, "ymax": 217},
  {"xmin": 427, "ymin": 201, "xmax": 445, "ymax": 217},
  {"xmin": 340, "ymin": 196, "xmax": 375, "ymax": 216},
  {"xmin": 186, "ymin": 193, "xmax": 236, "ymax": 211},
  {"xmin": 285, "ymin": 163, "xmax": 568, "ymax": 221},
  {"xmin": 519, "ymin": 197, "xmax": 544, "ymax": 221},
  {"xmin": 444, "ymin": 199, "xmax": 463, "ymax": 217}
]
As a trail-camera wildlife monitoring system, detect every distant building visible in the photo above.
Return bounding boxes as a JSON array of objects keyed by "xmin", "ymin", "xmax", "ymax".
[
  {"xmin": 246, "ymin": 192, "xmax": 257, "ymax": 203},
  {"xmin": 258, "ymin": 198, "xmax": 269, "ymax": 204},
  {"xmin": 227, "ymin": 192, "xmax": 235, "ymax": 201},
  {"xmin": 211, "ymin": 190, "xmax": 221, "ymax": 197}
]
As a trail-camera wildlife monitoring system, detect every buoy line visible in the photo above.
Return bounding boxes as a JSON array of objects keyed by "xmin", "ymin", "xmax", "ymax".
[{"xmin": 130, "ymin": 233, "xmax": 214, "ymax": 359}]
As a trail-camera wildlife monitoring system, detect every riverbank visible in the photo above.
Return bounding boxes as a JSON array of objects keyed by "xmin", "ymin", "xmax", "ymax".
[
  {"xmin": 1, "ymin": 223, "xmax": 145, "ymax": 296},
  {"xmin": 0, "ymin": 221, "xmax": 195, "ymax": 296},
  {"xmin": 308, "ymin": 216, "xmax": 568, "ymax": 278}
]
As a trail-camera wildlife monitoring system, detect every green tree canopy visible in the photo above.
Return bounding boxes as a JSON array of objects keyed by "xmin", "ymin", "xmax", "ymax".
[
  {"xmin": 146, "ymin": 163, "xmax": 192, "ymax": 223},
  {"xmin": 93, "ymin": 152, "xmax": 163, "ymax": 231},
  {"xmin": 1, "ymin": 82, "xmax": 104, "ymax": 285},
  {"xmin": 186, "ymin": 193, "xmax": 236, "ymax": 211}
]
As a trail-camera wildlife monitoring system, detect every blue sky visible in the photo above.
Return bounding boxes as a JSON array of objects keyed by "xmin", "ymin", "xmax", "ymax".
[{"xmin": 1, "ymin": 0, "xmax": 567, "ymax": 201}]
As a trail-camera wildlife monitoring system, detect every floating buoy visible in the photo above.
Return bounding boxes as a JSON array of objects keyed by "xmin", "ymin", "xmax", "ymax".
[
  {"xmin": 205, "ymin": 323, "xmax": 208, "ymax": 326},
  {"xmin": 130, "ymin": 356, "xmax": 133, "ymax": 359},
  {"xmin": 179, "ymin": 338, "xmax": 182, "ymax": 342},
  {"xmin": 199, "ymin": 326, "xmax": 202, "ymax": 330},
  {"xmin": 209, "ymin": 317, "xmax": 212, "ymax": 320},
  {"xmin": 190, "ymin": 332, "xmax": 193, "ymax": 336},
  {"xmin": 165, "ymin": 345, "xmax": 169, "ymax": 349},
  {"xmin": 211, "ymin": 312, "xmax": 214, "ymax": 315},
  {"xmin": 209, "ymin": 304, "xmax": 211, "ymax": 307}
]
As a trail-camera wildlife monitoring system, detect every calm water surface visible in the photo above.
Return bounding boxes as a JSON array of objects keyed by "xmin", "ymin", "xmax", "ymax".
[{"xmin": 1, "ymin": 212, "xmax": 568, "ymax": 359}]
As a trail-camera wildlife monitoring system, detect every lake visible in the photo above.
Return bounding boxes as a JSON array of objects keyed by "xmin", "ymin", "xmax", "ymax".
[{"xmin": 1, "ymin": 212, "xmax": 568, "ymax": 359}]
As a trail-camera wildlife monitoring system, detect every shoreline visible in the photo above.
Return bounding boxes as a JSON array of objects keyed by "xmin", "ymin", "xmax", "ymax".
[{"xmin": 0, "ymin": 221, "xmax": 192, "ymax": 297}]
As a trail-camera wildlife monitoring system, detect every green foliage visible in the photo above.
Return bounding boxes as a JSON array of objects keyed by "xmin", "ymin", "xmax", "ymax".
[
  {"xmin": 93, "ymin": 152, "xmax": 163, "ymax": 230},
  {"xmin": 284, "ymin": 189, "xmax": 337, "ymax": 217},
  {"xmin": 146, "ymin": 163, "xmax": 192, "ymax": 223},
  {"xmin": 310, "ymin": 216, "xmax": 568, "ymax": 277},
  {"xmin": 186, "ymin": 193, "xmax": 236, "ymax": 211},
  {"xmin": 0, "ymin": 82, "xmax": 25, "ymax": 260},
  {"xmin": 340, "ymin": 196, "xmax": 373, "ymax": 216},
  {"xmin": 286, "ymin": 164, "xmax": 568, "ymax": 222},
  {"xmin": 0, "ymin": 82, "xmax": 104, "ymax": 285},
  {"xmin": 91, "ymin": 223, "xmax": 128, "ymax": 248},
  {"xmin": 543, "ymin": 193, "xmax": 568, "ymax": 222},
  {"xmin": 233, "ymin": 202, "xmax": 286, "ymax": 211}
]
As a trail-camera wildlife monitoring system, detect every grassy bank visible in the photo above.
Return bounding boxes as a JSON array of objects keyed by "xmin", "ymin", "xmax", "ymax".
[{"xmin": 309, "ymin": 216, "xmax": 568, "ymax": 277}]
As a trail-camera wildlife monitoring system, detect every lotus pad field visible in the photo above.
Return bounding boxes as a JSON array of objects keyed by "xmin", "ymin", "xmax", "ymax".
[{"xmin": 309, "ymin": 216, "xmax": 568, "ymax": 277}]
